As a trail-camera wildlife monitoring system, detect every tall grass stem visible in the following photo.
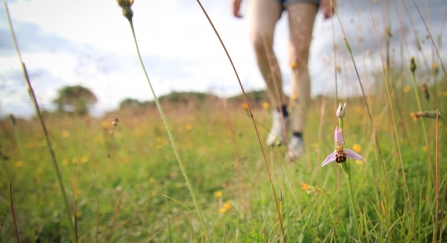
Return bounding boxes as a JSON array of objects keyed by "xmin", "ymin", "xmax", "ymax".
[
  {"xmin": 195, "ymin": 1, "xmax": 287, "ymax": 241},
  {"xmin": 126, "ymin": 19, "xmax": 212, "ymax": 242},
  {"xmin": 4, "ymin": 3, "xmax": 76, "ymax": 242},
  {"xmin": 410, "ymin": 70, "xmax": 433, "ymax": 182},
  {"xmin": 365, "ymin": 0, "xmax": 413, "ymax": 215},
  {"xmin": 435, "ymin": 110, "xmax": 440, "ymax": 241}
]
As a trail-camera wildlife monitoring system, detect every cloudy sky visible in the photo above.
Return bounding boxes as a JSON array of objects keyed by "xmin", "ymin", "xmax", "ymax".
[{"xmin": 0, "ymin": 0, "xmax": 445, "ymax": 118}]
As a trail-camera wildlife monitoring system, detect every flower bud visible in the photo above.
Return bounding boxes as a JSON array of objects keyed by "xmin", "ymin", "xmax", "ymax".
[
  {"xmin": 409, "ymin": 56, "xmax": 417, "ymax": 72},
  {"xmin": 336, "ymin": 102, "xmax": 346, "ymax": 118}
]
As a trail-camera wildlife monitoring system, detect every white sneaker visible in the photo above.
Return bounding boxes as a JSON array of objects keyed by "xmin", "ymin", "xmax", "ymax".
[
  {"xmin": 287, "ymin": 136, "xmax": 304, "ymax": 160},
  {"xmin": 266, "ymin": 110, "xmax": 289, "ymax": 146}
]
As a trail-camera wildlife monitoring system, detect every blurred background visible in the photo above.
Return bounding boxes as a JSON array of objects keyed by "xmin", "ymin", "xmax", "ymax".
[{"xmin": 0, "ymin": 0, "xmax": 446, "ymax": 118}]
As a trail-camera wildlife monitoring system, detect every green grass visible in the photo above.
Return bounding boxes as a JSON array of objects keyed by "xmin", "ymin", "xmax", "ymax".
[{"xmin": 1, "ymin": 80, "xmax": 447, "ymax": 242}]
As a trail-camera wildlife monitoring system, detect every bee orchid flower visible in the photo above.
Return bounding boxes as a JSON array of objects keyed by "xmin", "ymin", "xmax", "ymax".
[{"xmin": 322, "ymin": 127, "xmax": 364, "ymax": 167}]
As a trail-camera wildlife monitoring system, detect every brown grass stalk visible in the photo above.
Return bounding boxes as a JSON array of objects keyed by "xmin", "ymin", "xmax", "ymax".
[
  {"xmin": 222, "ymin": 97, "xmax": 245, "ymax": 210},
  {"xmin": 195, "ymin": 1, "xmax": 286, "ymax": 241},
  {"xmin": 1, "ymin": 150, "xmax": 20, "ymax": 243}
]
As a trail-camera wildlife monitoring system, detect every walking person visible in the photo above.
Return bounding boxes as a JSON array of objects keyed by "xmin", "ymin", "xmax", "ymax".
[{"xmin": 231, "ymin": 0, "xmax": 334, "ymax": 160}]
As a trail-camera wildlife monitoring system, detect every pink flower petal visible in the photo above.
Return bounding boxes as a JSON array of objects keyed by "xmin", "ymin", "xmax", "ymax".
[
  {"xmin": 345, "ymin": 149, "xmax": 364, "ymax": 162},
  {"xmin": 334, "ymin": 127, "xmax": 344, "ymax": 146},
  {"xmin": 322, "ymin": 151, "xmax": 337, "ymax": 167}
]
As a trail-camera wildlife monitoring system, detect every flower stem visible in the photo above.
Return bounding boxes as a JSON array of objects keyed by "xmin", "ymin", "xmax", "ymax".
[
  {"xmin": 338, "ymin": 118, "xmax": 358, "ymax": 234},
  {"xmin": 410, "ymin": 70, "xmax": 433, "ymax": 182},
  {"xmin": 126, "ymin": 19, "xmax": 212, "ymax": 242}
]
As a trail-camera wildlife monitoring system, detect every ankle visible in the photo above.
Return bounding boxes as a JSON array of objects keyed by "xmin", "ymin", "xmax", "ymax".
[
  {"xmin": 293, "ymin": 131, "xmax": 303, "ymax": 139},
  {"xmin": 276, "ymin": 104, "xmax": 289, "ymax": 117}
]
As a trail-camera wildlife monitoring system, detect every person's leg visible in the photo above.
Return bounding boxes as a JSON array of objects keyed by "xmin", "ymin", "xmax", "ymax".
[
  {"xmin": 286, "ymin": 2, "xmax": 318, "ymax": 158},
  {"xmin": 248, "ymin": 0, "xmax": 288, "ymax": 146},
  {"xmin": 248, "ymin": 0, "xmax": 287, "ymax": 108}
]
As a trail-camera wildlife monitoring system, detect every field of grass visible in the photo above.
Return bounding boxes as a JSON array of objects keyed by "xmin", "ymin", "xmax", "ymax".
[
  {"xmin": 2, "ymin": 1, "xmax": 447, "ymax": 242},
  {"xmin": 1, "ymin": 76, "xmax": 447, "ymax": 242}
]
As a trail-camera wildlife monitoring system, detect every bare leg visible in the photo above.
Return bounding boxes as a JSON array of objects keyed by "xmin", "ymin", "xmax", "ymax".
[
  {"xmin": 287, "ymin": 2, "xmax": 318, "ymax": 133},
  {"xmin": 248, "ymin": 0, "xmax": 286, "ymax": 108}
]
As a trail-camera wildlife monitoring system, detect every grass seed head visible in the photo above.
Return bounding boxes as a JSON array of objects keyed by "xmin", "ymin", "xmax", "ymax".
[
  {"xmin": 409, "ymin": 56, "xmax": 417, "ymax": 72},
  {"xmin": 116, "ymin": 0, "xmax": 134, "ymax": 20}
]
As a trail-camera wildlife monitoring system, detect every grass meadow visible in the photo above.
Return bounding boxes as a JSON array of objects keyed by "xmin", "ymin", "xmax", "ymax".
[{"xmin": 2, "ymin": 0, "xmax": 447, "ymax": 242}]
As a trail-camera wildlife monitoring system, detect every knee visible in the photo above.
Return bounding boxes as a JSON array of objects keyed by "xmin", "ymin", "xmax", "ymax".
[
  {"xmin": 289, "ymin": 49, "xmax": 309, "ymax": 69},
  {"xmin": 250, "ymin": 31, "xmax": 272, "ymax": 56}
]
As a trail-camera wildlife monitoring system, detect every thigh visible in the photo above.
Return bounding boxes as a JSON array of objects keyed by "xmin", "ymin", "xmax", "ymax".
[
  {"xmin": 286, "ymin": 2, "xmax": 318, "ymax": 61},
  {"xmin": 248, "ymin": 0, "xmax": 283, "ymax": 45}
]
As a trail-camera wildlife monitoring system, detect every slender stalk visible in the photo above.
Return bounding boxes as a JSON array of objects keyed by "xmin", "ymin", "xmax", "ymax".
[
  {"xmin": 164, "ymin": 184, "xmax": 174, "ymax": 243},
  {"xmin": 410, "ymin": 65, "xmax": 433, "ymax": 183},
  {"xmin": 195, "ymin": 1, "xmax": 286, "ymax": 241},
  {"xmin": 222, "ymin": 97, "xmax": 245, "ymax": 210},
  {"xmin": 435, "ymin": 110, "xmax": 439, "ymax": 242},
  {"xmin": 126, "ymin": 19, "xmax": 212, "ymax": 242},
  {"xmin": 1, "ymin": 150, "xmax": 20, "ymax": 243},
  {"xmin": 365, "ymin": 0, "xmax": 413, "ymax": 215},
  {"xmin": 411, "ymin": 0, "xmax": 447, "ymax": 78},
  {"xmin": 338, "ymin": 118, "xmax": 358, "ymax": 234},
  {"xmin": 4, "ymin": 4, "xmax": 76, "ymax": 242}
]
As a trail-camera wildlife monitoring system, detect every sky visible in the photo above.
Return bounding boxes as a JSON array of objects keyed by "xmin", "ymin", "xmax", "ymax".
[{"xmin": 0, "ymin": 0, "xmax": 446, "ymax": 118}]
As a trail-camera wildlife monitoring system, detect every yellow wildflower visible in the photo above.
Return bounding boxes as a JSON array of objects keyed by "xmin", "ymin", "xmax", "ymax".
[
  {"xmin": 15, "ymin": 161, "xmax": 24, "ymax": 168},
  {"xmin": 300, "ymin": 182, "xmax": 316, "ymax": 194},
  {"xmin": 149, "ymin": 177, "xmax": 155, "ymax": 183},
  {"xmin": 123, "ymin": 156, "xmax": 131, "ymax": 164},
  {"xmin": 27, "ymin": 141, "xmax": 35, "ymax": 148},
  {"xmin": 241, "ymin": 103, "xmax": 249, "ymax": 111},
  {"xmin": 223, "ymin": 202, "xmax": 231, "ymax": 210},
  {"xmin": 403, "ymin": 86, "xmax": 411, "ymax": 93},
  {"xmin": 214, "ymin": 191, "xmax": 223, "ymax": 198},
  {"xmin": 101, "ymin": 121, "xmax": 112, "ymax": 128},
  {"xmin": 355, "ymin": 160, "xmax": 364, "ymax": 165},
  {"xmin": 352, "ymin": 144, "xmax": 362, "ymax": 153},
  {"xmin": 62, "ymin": 130, "xmax": 70, "ymax": 138},
  {"xmin": 219, "ymin": 207, "xmax": 227, "ymax": 214},
  {"xmin": 263, "ymin": 102, "xmax": 270, "ymax": 110},
  {"xmin": 80, "ymin": 156, "xmax": 89, "ymax": 163},
  {"xmin": 185, "ymin": 124, "xmax": 193, "ymax": 131},
  {"xmin": 355, "ymin": 106, "xmax": 363, "ymax": 115},
  {"xmin": 62, "ymin": 159, "xmax": 69, "ymax": 165},
  {"xmin": 422, "ymin": 146, "xmax": 428, "ymax": 152},
  {"xmin": 301, "ymin": 183, "xmax": 310, "ymax": 191}
]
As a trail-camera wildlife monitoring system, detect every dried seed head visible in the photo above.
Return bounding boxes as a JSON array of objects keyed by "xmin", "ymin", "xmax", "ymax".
[
  {"xmin": 385, "ymin": 26, "xmax": 392, "ymax": 37},
  {"xmin": 116, "ymin": 0, "xmax": 134, "ymax": 8},
  {"xmin": 112, "ymin": 117, "xmax": 119, "ymax": 127},
  {"xmin": 116, "ymin": 0, "xmax": 134, "ymax": 20},
  {"xmin": 409, "ymin": 56, "xmax": 417, "ymax": 72},
  {"xmin": 410, "ymin": 110, "xmax": 441, "ymax": 121},
  {"xmin": 433, "ymin": 62, "xmax": 439, "ymax": 75},
  {"xmin": 421, "ymin": 82, "xmax": 430, "ymax": 100}
]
